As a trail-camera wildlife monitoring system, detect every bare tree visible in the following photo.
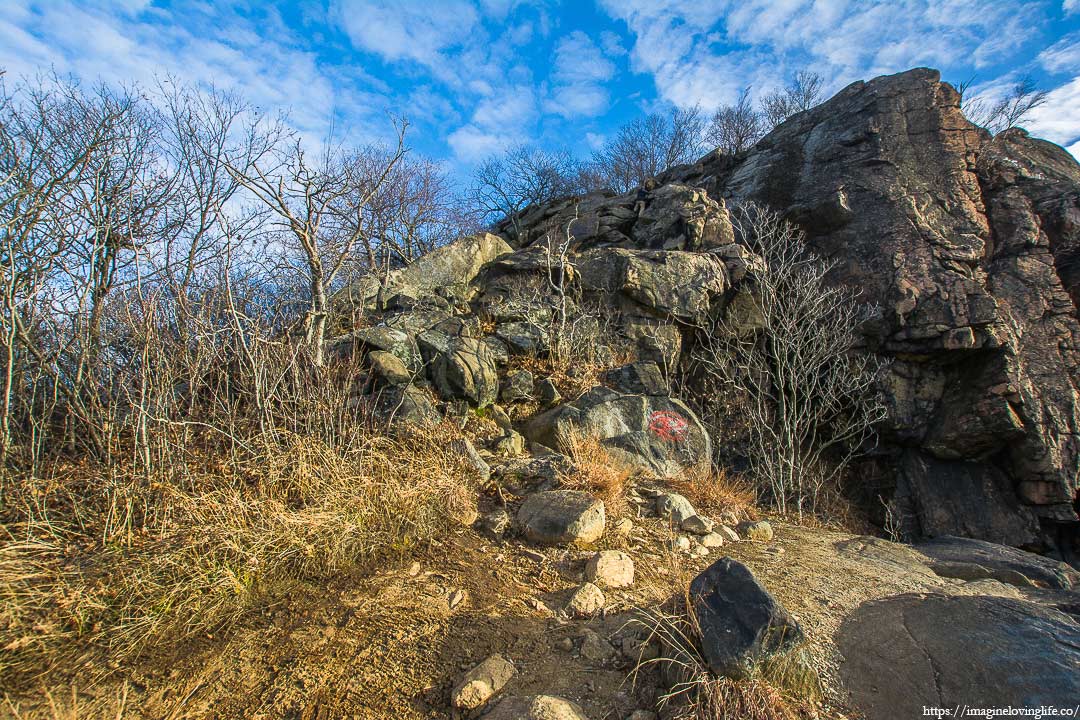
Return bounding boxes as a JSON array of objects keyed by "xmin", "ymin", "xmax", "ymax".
[
  {"xmin": 760, "ymin": 71, "xmax": 823, "ymax": 130},
  {"xmin": 469, "ymin": 145, "xmax": 577, "ymax": 239},
  {"xmin": 960, "ymin": 74, "xmax": 1050, "ymax": 135},
  {"xmin": 693, "ymin": 204, "xmax": 887, "ymax": 517},
  {"xmin": 224, "ymin": 123, "xmax": 408, "ymax": 367},
  {"xmin": 705, "ymin": 88, "xmax": 763, "ymax": 155},
  {"xmin": 589, "ymin": 106, "xmax": 707, "ymax": 193}
]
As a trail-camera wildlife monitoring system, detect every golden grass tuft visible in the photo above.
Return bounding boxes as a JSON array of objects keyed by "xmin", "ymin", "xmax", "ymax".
[
  {"xmin": 0, "ymin": 422, "xmax": 481, "ymax": 692},
  {"xmin": 555, "ymin": 428, "xmax": 633, "ymax": 518},
  {"xmin": 668, "ymin": 466, "xmax": 758, "ymax": 523}
]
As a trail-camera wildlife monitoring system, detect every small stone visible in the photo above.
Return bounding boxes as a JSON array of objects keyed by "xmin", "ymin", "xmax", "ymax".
[
  {"xmin": 481, "ymin": 508, "xmax": 511, "ymax": 536},
  {"xmin": 655, "ymin": 493, "xmax": 696, "ymax": 525},
  {"xmin": 672, "ymin": 536, "xmax": 692, "ymax": 552},
  {"xmin": 585, "ymin": 550, "xmax": 635, "ymax": 588},
  {"xmin": 580, "ymin": 629, "xmax": 616, "ymax": 663},
  {"xmin": 718, "ymin": 525, "xmax": 740, "ymax": 542},
  {"xmin": 764, "ymin": 545, "xmax": 785, "ymax": 556},
  {"xmin": 494, "ymin": 430, "xmax": 527, "ymax": 457},
  {"xmin": 612, "ymin": 517, "xmax": 634, "ymax": 536},
  {"xmin": 692, "ymin": 544, "xmax": 710, "ymax": 557},
  {"xmin": 700, "ymin": 533, "xmax": 725, "ymax": 548},
  {"xmin": 556, "ymin": 637, "xmax": 574, "ymax": 652},
  {"xmin": 448, "ymin": 589, "xmax": 468, "ymax": 609},
  {"xmin": 566, "ymin": 582, "xmax": 605, "ymax": 617},
  {"xmin": 739, "ymin": 520, "xmax": 774, "ymax": 542},
  {"xmin": 489, "ymin": 404, "xmax": 514, "ymax": 432},
  {"xmin": 516, "ymin": 490, "xmax": 606, "ymax": 546},
  {"xmin": 681, "ymin": 514, "xmax": 716, "ymax": 535},
  {"xmin": 627, "ymin": 712, "xmax": 658, "ymax": 720},
  {"xmin": 451, "ymin": 654, "xmax": 515, "ymax": 710},
  {"xmin": 485, "ymin": 695, "xmax": 590, "ymax": 720},
  {"xmin": 407, "ymin": 561, "xmax": 422, "ymax": 576}
]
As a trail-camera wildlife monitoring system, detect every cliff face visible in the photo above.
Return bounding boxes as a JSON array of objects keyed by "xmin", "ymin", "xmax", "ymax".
[
  {"xmin": 336, "ymin": 68, "xmax": 1079, "ymax": 556},
  {"xmin": 677, "ymin": 68, "xmax": 1080, "ymax": 549}
]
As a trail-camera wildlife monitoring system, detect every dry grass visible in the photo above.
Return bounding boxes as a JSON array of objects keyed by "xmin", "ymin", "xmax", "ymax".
[
  {"xmin": 0, "ymin": 422, "xmax": 481, "ymax": 692},
  {"xmin": 669, "ymin": 467, "xmax": 758, "ymax": 523},
  {"xmin": 555, "ymin": 429, "xmax": 633, "ymax": 518}
]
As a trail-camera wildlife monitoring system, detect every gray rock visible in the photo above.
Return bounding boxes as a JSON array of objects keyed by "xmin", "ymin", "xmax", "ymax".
[
  {"xmin": 516, "ymin": 490, "xmax": 605, "ymax": 546},
  {"xmin": 838, "ymin": 594, "xmax": 1080, "ymax": 719},
  {"xmin": 451, "ymin": 654, "xmax": 515, "ymax": 710},
  {"xmin": 367, "ymin": 350, "xmax": 412, "ymax": 385},
  {"xmin": 700, "ymin": 532, "xmax": 725, "ymax": 548},
  {"xmin": 335, "ymin": 232, "xmax": 511, "ymax": 310},
  {"xmin": 917, "ymin": 536, "xmax": 1079, "ymax": 590},
  {"xmin": 537, "ymin": 378, "xmax": 562, "ymax": 406},
  {"xmin": 689, "ymin": 558, "xmax": 804, "ymax": 679},
  {"xmin": 655, "ymin": 492, "xmax": 697, "ymax": 525},
  {"xmin": 579, "ymin": 628, "xmax": 616, "ymax": 663},
  {"xmin": 523, "ymin": 387, "xmax": 711, "ymax": 477},
  {"xmin": 681, "ymin": 514, "xmax": 715, "ymax": 535},
  {"xmin": 347, "ymin": 325, "xmax": 421, "ymax": 369},
  {"xmin": 602, "ymin": 362, "xmax": 669, "ymax": 395},
  {"xmin": 501, "ymin": 369, "xmax": 535, "ymax": 403},
  {"xmin": 430, "ymin": 337, "xmax": 499, "ymax": 408},
  {"xmin": 368, "ymin": 384, "xmax": 437, "ymax": 427},
  {"xmin": 496, "ymin": 321, "xmax": 550, "ymax": 355},
  {"xmin": 738, "ymin": 520, "xmax": 774, "ymax": 542}
]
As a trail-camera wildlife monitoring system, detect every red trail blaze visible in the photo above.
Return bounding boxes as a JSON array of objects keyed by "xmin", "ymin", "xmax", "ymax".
[{"xmin": 648, "ymin": 410, "xmax": 689, "ymax": 442}]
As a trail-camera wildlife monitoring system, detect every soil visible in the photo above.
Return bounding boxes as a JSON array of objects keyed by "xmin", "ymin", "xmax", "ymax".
[{"xmin": 9, "ymin": 501, "xmax": 1026, "ymax": 720}]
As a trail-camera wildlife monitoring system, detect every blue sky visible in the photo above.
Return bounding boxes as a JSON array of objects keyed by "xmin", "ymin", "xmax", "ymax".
[{"xmin": 2, "ymin": 0, "xmax": 1079, "ymax": 174}]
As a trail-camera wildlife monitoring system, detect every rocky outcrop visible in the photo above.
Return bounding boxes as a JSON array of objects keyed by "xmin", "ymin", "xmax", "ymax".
[
  {"xmin": 331, "ymin": 67, "xmax": 1079, "ymax": 557},
  {"xmin": 699, "ymin": 67, "xmax": 1079, "ymax": 553}
]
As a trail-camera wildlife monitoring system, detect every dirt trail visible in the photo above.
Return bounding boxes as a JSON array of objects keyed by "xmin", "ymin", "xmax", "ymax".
[{"xmin": 16, "ymin": 513, "xmax": 1023, "ymax": 720}]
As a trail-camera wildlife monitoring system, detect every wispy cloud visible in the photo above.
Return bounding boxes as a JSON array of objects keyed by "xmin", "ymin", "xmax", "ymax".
[
  {"xmin": 1039, "ymin": 32, "xmax": 1080, "ymax": 74},
  {"xmin": 546, "ymin": 30, "xmax": 616, "ymax": 118}
]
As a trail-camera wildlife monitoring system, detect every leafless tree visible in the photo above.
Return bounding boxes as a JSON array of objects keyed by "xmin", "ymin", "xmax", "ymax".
[
  {"xmin": 590, "ymin": 106, "xmax": 707, "ymax": 193},
  {"xmin": 469, "ymin": 145, "xmax": 578, "ymax": 239},
  {"xmin": 959, "ymin": 74, "xmax": 1050, "ymax": 135},
  {"xmin": 693, "ymin": 204, "xmax": 888, "ymax": 517},
  {"xmin": 705, "ymin": 88, "xmax": 763, "ymax": 155},
  {"xmin": 760, "ymin": 71, "xmax": 823, "ymax": 130},
  {"xmin": 223, "ymin": 124, "xmax": 408, "ymax": 367}
]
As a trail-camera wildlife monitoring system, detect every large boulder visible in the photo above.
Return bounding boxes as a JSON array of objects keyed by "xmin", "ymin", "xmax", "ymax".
[
  {"xmin": 523, "ymin": 386, "xmax": 711, "ymax": 477},
  {"xmin": 631, "ymin": 184, "xmax": 736, "ymax": 251},
  {"xmin": 576, "ymin": 248, "xmax": 728, "ymax": 323},
  {"xmin": 689, "ymin": 558, "xmax": 804, "ymax": 679},
  {"xmin": 838, "ymin": 594, "xmax": 1080, "ymax": 719},
  {"xmin": 429, "ymin": 337, "xmax": 499, "ymax": 408},
  {"xmin": 335, "ymin": 232, "xmax": 512, "ymax": 310}
]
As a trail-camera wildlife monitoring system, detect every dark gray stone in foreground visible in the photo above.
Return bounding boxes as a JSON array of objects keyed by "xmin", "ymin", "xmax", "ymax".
[{"xmin": 689, "ymin": 558, "xmax": 803, "ymax": 679}]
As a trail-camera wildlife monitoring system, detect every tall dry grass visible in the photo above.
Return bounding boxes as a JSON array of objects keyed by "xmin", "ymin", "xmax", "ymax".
[
  {"xmin": 0, "ymin": 422, "xmax": 480, "ymax": 692},
  {"xmin": 556, "ymin": 428, "xmax": 634, "ymax": 517}
]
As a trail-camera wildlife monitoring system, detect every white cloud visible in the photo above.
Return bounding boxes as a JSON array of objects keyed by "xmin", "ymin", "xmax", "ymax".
[
  {"xmin": 446, "ymin": 125, "xmax": 517, "ymax": 162},
  {"xmin": 546, "ymin": 30, "xmax": 616, "ymax": 118},
  {"xmin": 1067, "ymin": 140, "xmax": 1080, "ymax": 160},
  {"xmin": 1039, "ymin": 33, "xmax": 1080, "ymax": 74},
  {"xmin": 1066, "ymin": 0, "xmax": 1079, "ymax": 15},
  {"xmin": 0, "ymin": 1, "xmax": 375, "ymax": 145},
  {"xmin": 599, "ymin": 0, "xmax": 1042, "ymax": 110},
  {"xmin": 334, "ymin": 0, "xmax": 479, "ymax": 68},
  {"xmin": 1025, "ymin": 76, "xmax": 1080, "ymax": 148}
]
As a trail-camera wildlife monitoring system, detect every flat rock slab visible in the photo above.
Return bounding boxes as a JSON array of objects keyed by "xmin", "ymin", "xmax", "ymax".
[
  {"xmin": 838, "ymin": 593, "xmax": 1080, "ymax": 719},
  {"xmin": 516, "ymin": 490, "xmax": 605, "ymax": 546},
  {"xmin": 689, "ymin": 557, "xmax": 804, "ymax": 679},
  {"xmin": 916, "ymin": 536, "xmax": 1080, "ymax": 590}
]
